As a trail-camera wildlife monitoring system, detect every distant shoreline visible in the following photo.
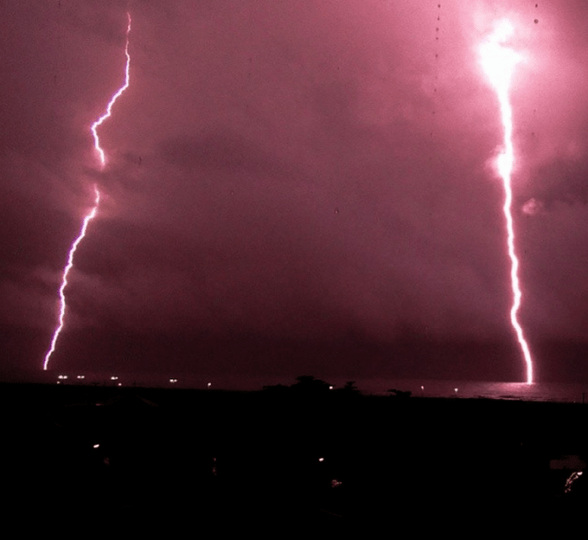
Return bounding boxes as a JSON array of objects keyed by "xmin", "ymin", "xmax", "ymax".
[{"xmin": 2, "ymin": 372, "xmax": 587, "ymax": 402}]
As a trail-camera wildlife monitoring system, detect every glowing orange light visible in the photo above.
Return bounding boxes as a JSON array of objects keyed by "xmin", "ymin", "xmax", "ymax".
[{"xmin": 480, "ymin": 21, "xmax": 533, "ymax": 384}]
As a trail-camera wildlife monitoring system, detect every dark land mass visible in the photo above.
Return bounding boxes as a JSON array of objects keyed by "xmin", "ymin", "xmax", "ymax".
[{"xmin": 2, "ymin": 380, "xmax": 588, "ymax": 532}]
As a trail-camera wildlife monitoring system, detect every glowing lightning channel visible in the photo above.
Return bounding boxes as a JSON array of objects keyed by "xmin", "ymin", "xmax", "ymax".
[
  {"xmin": 91, "ymin": 12, "xmax": 132, "ymax": 168},
  {"xmin": 43, "ymin": 13, "xmax": 132, "ymax": 371},
  {"xmin": 43, "ymin": 187, "xmax": 100, "ymax": 371},
  {"xmin": 480, "ymin": 21, "xmax": 533, "ymax": 384}
]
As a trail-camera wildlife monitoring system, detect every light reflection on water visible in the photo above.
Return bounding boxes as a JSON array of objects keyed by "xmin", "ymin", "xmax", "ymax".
[{"xmin": 358, "ymin": 379, "xmax": 588, "ymax": 403}]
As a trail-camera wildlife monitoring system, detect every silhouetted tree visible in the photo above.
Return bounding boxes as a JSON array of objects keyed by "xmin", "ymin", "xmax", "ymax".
[
  {"xmin": 387, "ymin": 388, "xmax": 411, "ymax": 399},
  {"xmin": 262, "ymin": 384, "xmax": 289, "ymax": 394},
  {"xmin": 342, "ymin": 381, "xmax": 359, "ymax": 393},
  {"xmin": 291, "ymin": 375, "xmax": 331, "ymax": 396}
]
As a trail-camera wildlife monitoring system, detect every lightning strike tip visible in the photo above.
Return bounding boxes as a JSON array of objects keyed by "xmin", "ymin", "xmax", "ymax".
[{"xmin": 480, "ymin": 22, "xmax": 534, "ymax": 384}]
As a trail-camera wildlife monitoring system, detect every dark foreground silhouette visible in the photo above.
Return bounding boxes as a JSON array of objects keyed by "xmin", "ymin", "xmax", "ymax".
[{"xmin": 2, "ymin": 378, "xmax": 587, "ymax": 531}]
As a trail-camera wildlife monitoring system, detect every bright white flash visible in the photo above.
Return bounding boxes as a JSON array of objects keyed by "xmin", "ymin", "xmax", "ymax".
[{"xmin": 480, "ymin": 21, "xmax": 533, "ymax": 385}]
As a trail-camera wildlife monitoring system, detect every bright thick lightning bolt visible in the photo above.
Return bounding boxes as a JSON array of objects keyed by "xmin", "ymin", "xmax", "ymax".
[
  {"xmin": 480, "ymin": 21, "xmax": 533, "ymax": 384},
  {"xmin": 43, "ymin": 13, "xmax": 131, "ymax": 371}
]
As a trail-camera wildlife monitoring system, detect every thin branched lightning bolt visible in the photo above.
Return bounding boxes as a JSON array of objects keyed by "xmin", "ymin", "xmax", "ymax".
[
  {"xmin": 91, "ymin": 12, "xmax": 132, "ymax": 167},
  {"xmin": 43, "ymin": 12, "xmax": 132, "ymax": 371},
  {"xmin": 480, "ymin": 21, "xmax": 534, "ymax": 384},
  {"xmin": 43, "ymin": 187, "xmax": 100, "ymax": 370}
]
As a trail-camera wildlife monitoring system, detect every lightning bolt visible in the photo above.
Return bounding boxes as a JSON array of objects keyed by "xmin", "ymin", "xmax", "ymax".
[
  {"xmin": 43, "ymin": 13, "xmax": 132, "ymax": 371},
  {"xmin": 91, "ymin": 12, "xmax": 131, "ymax": 167},
  {"xmin": 43, "ymin": 187, "xmax": 100, "ymax": 371},
  {"xmin": 480, "ymin": 21, "xmax": 534, "ymax": 384}
]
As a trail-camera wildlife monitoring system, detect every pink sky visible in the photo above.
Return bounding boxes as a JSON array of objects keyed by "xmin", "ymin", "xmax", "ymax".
[{"xmin": 1, "ymin": 1, "xmax": 587, "ymax": 382}]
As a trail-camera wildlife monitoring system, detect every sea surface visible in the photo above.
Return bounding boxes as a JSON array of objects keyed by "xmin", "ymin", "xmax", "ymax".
[
  {"xmin": 21, "ymin": 370, "xmax": 588, "ymax": 403},
  {"xmin": 359, "ymin": 378, "xmax": 588, "ymax": 403}
]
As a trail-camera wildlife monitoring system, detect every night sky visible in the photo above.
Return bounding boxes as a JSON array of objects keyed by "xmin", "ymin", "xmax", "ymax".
[{"xmin": 1, "ymin": 1, "xmax": 588, "ymax": 383}]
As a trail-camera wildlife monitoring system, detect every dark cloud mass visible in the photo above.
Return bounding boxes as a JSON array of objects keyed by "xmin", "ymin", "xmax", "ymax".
[{"xmin": 1, "ymin": 0, "xmax": 588, "ymax": 383}]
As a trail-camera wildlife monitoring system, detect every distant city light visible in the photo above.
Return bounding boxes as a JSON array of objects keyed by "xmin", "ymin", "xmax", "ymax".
[
  {"xmin": 207, "ymin": 382, "xmax": 212, "ymax": 388},
  {"xmin": 110, "ymin": 376, "xmax": 119, "ymax": 380},
  {"xmin": 329, "ymin": 385, "xmax": 334, "ymax": 390},
  {"xmin": 77, "ymin": 375, "xmax": 85, "ymax": 379},
  {"xmin": 169, "ymin": 378, "xmax": 178, "ymax": 383},
  {"xmin": 93, "ymin": 444, "xmax": 100, "ymax": 449},
  {"xmin": 57, "ymin": 374, "xmax": 68, "ymax": 379},
  {"xmin": 318, "ymin": 457, "xmax": 325, "ymax": 462}
]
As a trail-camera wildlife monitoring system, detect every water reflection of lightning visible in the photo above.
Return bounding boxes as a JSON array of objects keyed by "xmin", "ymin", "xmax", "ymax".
[
  {"xmin": 480, "ymin": 21, "xmax": 534, "ymax": 384},
  {"xmin": 43, "ymin": 13, "xmax": 132, "ymax": 370}
]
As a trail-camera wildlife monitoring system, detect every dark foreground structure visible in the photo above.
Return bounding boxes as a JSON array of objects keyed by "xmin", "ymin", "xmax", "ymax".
[{"xmin": 2, "ymin": 382, "xmax": 587, "ymax": 531}]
